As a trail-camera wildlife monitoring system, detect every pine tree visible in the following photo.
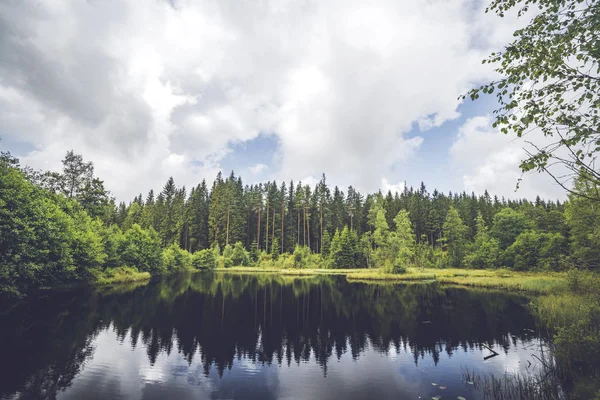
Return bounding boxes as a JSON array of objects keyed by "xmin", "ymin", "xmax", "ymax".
[
  {"xmin": 160, "ymin": 177, "xmax": 178, "ymax": 246},
  {"xmin": 188, "ymin": 180, "xmax": 209, "ymax": 252},
  {"xmin": 443, "ymin": 206, "xmax": 468, "ymax": 268}
]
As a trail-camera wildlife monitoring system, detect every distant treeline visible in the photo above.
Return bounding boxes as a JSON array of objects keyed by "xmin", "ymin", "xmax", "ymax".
[{"xmin": 1, "ymin": 149, "xmax": 599, "ymax": 294}]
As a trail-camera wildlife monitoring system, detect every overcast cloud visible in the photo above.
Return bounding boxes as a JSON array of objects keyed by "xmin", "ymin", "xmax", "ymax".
[{"xmin": 0, "ymin": 0, "xmax": 564, "ymax": 200}]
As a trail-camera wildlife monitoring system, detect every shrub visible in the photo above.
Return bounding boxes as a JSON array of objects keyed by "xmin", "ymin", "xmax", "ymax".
[
  {"xmin": 259, "ymin": 251, "xmax": 272, "ymax": 265},
  {"xmin": 392, "ymin": 259, "xmax": 407, "ymax": 274},
  {"xmin": 162, "ymin": 243, "xmax": 192, "ymax": 272},
  {"xmin": 293, "ymin": 245, "xmax": 311, "ymax": 268},
  {"xmin": 566, "ymin": 267, "xmax": 600, "ymax": 296},
  {"xmin": 192, "ymin": 249, "xmax": 216, "ymax": 269},
  {"xmin": 281, "ymin": 253, "xmax": 295, "ymax": 269},
  {"xmin": 222, "ymin": 244, "xmax": 233, "ymax": 259},
  {"xmin": 231, "ymin": 242, "xmax": 249, "ymax": 266},
  {"xmin": 380, "ymin": 258, "xmax": 407, "ymax": 274},
  {"xmin": 554, "ymin": 302, "xmax": 600, "ymax": 366}
]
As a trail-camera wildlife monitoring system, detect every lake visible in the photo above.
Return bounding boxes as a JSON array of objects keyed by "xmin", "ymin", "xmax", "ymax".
[{"xmin": 0, "ymin": 272, "xmax": 550, "ymax": 399}]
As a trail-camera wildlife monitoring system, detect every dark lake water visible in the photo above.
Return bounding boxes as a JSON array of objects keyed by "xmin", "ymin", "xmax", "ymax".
[{"xmin": 0, "ymin": 273, "xmax": 551, "ymax": 400}]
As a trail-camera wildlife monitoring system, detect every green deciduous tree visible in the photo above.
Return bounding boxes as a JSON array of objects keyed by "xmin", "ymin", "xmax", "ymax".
[
  {"xmin": 491, "ymin": 208, "xmax": 533, "ymax": 249},
  {"xmin": 120, "ymin": 224, "xmax": 163, "ymax": 274},
  {"xmin": 162, "ymin": 242, "xmax": 192, "ymax": 272},
  {"xmin": 443, "ymin": 206, "xmax": 468, "ymax": 268},
  {"xmin": 503, "ymin": 230, "xmax": 567, "ymax": 271},
  {"xmin": 192, "ymin": 249, "xmax": 216, "ymax": 269},
  {"xmin": 232, "ymin": 241, "xmax": 250, "ymax": 266},
  {"xmin": 60, "ymin": 150, "xmax": 94, "ymax": 198},
  {"xmin": 70, "ymin": 210, "xmax": 106, "ymax": 277},
  {"xmin": 101, "ymin": 225, "xmax": 123, "ymax": 269},
  {"xmin": 565, "ymin": 175, "xmax": 600, "ymax": 269},
  {"xmin": 0, "ymin": 162, "xmax": 79, "ymax": 293},
  {"xmin": 465, "ymin": 213, "xmax": 501, "ymax": 269},
  {"xmin": 465, "ymin": 0, "xmax": 600, "ymax": 200},
  {"xmin": 389, "ymin": 210, "xmax": 415, "ymax": 273}
]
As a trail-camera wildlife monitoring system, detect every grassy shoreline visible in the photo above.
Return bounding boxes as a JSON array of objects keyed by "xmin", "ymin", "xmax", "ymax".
[
  {"xmin": 94, "ymin": 266, "xmax": 152, "ymax": 285},
  {"xmin": 215, "ymin": 266, "xmax": 568, "ymax": 294}
]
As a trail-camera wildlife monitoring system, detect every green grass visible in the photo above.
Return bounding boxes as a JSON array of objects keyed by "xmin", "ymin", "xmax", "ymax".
[
  {"xmin": 216, "ymin": 266, "xmax": 359, "ymax": 276},
  {"xmin": 345, "ymin": 268, "xmax": 568, "ymax": 294},
  {"xmin": 95, "ymin": 266, "xmax": 151, "ymax": 285},
  {"xmin": 215, "ymin": 265, "xmax": 569, "ymax": 294}
]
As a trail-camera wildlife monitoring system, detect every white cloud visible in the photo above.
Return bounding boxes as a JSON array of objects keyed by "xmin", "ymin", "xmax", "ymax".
[
  {"xmin": 381, "ymin": 178, "xmax": 405, "ymax": 195},
  {"xmin": 0, "ymin": 0, "xmax": 531, "ymax": 200},
  {"xmin": 248, "ymin": 163, "xmax": 268, "ymax": 175},
  {"xmin": 450, "ymin": 116, "xmax": 567, "ymax": 200}
]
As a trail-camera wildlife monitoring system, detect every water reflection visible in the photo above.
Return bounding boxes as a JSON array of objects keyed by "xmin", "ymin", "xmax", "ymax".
[{"xmin": 0, "ymin": 273, "xmax": 546, "ymax": 399}]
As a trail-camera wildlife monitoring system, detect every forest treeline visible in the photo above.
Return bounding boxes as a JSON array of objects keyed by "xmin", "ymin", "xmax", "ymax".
[{"xmin": 1, "ymin": 148, "xmax": 600, "ymax": 294}]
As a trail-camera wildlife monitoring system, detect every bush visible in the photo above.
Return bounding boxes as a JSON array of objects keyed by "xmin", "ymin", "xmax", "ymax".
[
  {"xmin": 192, "ymin": 249, "xmax": 216, "ymax": 269},
  {"xmin": 381, "ymin": 258, "xmax": 407, "ymax": 274},
  {"xmin": 96, "ymin": 266, "xmax": 151, "ymax": 284},
  {"xmin": 310, "ymin": 253, "xmax": 325, "ymax": 269},
  {"xmin": 259, "ymin": 251, "xmax": 272, "ymax": 265},
  {"xmin": 566, "ymin": 267, "xmax": 600, "ymax": 296},
  {"xmin": 392, "ymin": 259, "xmax": 407, "ymax": 274},
  {"xmin": 222, "ymin": 244, "xmax": 233, "ymax": 259},
  {"xmin": 554, "ymin": 302, "xmax": 600, "ymax": 366},
  {"xmin": 231, "ymin": 242, "xmax": 249, "ymax": 266},
  {"xmin": 293, "ymin": 245, "xmax": 311, "ymax": 268},
  {"xmin": 280, "ymin": 253, "xmax": 295, "ymax": 269},
  {"xmin": 162, "ymin": 242, "xmax": 192, "ymax": 272}
]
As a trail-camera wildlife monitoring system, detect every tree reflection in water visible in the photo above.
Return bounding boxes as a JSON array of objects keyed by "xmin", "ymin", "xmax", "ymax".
[{"xmin": 0, "ymin": 273, "xmax": 541, "ymax": 399}]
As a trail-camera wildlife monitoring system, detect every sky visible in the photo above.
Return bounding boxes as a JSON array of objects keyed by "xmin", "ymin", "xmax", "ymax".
[{"xmin": 0, "ymin": 0, "xmax": 566, "ymax": 202}]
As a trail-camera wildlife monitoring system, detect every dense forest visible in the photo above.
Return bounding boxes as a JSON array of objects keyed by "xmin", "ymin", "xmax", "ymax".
[{"xmin": 2, "ymin": 146, "xmax": 599, "ymax": 296}]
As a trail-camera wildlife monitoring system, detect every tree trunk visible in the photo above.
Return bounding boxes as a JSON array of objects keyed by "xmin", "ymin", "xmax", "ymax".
[
  {"xmin": 226, "ymin": 203, "xmax": 230, "ymax": 246},
  {"xmin": 246, "ymin": 213, "xmax": 250, "ymax": 249},
  {"xmin": 257, "ymin": 203, "xmax": 261, "ymax": 251},
  {"xmin": 303, "ymin": 206, "xmax": 306, "ymax": 246},
  {"xmin": 306, "ymin": 206, "xmax": 311, "ymax": 250},
  {"xmin": 272, "ymin": 208, "xmax": 275, "ymax": 253},
  {"xmin": 320, "ymin": 204, "xmax": 323, "ymax": 253},
  {"xmin": 297, "ymin": 208, "xmax": 300, "ymax": 245},
  {"xmin": 186, "ymin": 223, "xmax": 190, "ymax": 252},
  {"xmin": 266, "ymin": 201, "xmax": 269, "ymax": 252},
  {"xmin": 281, "ymin": 199, "xmax": 285, "ymax": 253}
]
